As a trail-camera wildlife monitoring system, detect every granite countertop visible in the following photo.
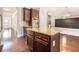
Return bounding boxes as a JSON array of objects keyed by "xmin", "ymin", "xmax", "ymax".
[
  {"xmin": 60, "ymin": 29, "xmax": 79, "ymax": 36},
  {"xmin": 26, "ymin": 27, "xmax": 79, "ymax": 37},
  {"xmin": 26, "ymin": 28, "xmax": 61, "ymax": 36}
]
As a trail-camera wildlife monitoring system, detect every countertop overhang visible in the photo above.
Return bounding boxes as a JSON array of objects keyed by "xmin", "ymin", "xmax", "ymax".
[
  {"xmin": 26, "ymin": 27, "xmax": 79, "ymax": 37},
  {"xmin": 26, "ymin": 28, "xmax": 61, "ymax": 36}
]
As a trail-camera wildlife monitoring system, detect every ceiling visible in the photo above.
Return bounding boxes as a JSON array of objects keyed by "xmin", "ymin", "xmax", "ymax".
[
  {"xmin": 1, "ymin": 7, "xmax": 79, "ymax": 18},
  {"xmin": 42, "ymin": 7, "xmax": 79, "ymax": 18},
  {"xmin": 2, "ymin": 7, "xmax": 18, "ymax": 13}
]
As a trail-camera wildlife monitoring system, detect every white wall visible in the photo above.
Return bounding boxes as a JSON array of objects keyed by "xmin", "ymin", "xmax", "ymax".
[
  {"xmin": 39, "ymin": 8, "xmax": 48, "ymax": 30},
  {"xmin": 17, "ymin": 8, "xmax": 24, "ymax": 37}
]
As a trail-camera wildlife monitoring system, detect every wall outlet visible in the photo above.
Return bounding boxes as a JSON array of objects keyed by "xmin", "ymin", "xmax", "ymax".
[{"xmin": 53, "ymin": 40, "xmax": 55, "ymax": 47}]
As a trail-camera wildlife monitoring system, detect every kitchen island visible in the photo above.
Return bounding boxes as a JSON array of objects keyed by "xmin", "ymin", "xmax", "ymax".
[
  {"xmin": 26, "ymin": 28, "xmax": 61, "ymax": 52},
  {"xmin": 25, "ymin": 28, "xmax": 79, "ymax": 52}
]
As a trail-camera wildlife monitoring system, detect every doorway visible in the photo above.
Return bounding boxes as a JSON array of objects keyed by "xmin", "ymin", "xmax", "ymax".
[
  {"xmin": 2, "ymin": 14, "xmax": 13, "ymax": 51},
  {"xmin": 3, "ymin": 15, "xmax": 12, "ymax": 40}
]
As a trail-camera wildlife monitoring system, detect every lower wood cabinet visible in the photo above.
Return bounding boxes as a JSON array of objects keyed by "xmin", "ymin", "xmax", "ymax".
[
  {"xmin": 27, "ymin": 30, "xmax": 34, "ymax": 51},
  {"xmin": 27, "ymin": 30, "xmax": 60, "ymax": 52},
  {"xmin": 27, "ymin": 35, "xmax": 33, "ymax": 51},
  {"xmin": 51, "ymin": 33, "xmax": 60, "ymax": 52},
  {"xmin": 0, "ymin": 45, "xmax": 3, "ymax": 52},
  {"xmin": 33, "ymin": 33, "xmax": 50, "ymax": 52},
  {"xmin": 26, "ymin": 30, "xmax": 79, "ymax": 52},
  {"xmin": 60, "ymin": 34, "xmax": 79, "ymax": 52},
  {"xmin": 33, "ymin": 39, "xmax": 49, "ymax": 52}
]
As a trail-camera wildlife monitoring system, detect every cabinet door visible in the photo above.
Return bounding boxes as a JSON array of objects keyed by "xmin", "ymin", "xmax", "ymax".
[
  {"xmin": 51, "ymin": 33, "xmax": 60, "ymax": 52},
  {"xmin": 27, "ymin": 35, "xmax": 33, "ymax": 51},
  {"xmin": 24, "ymin": 8, "xmax": 32, "ymax": 27},
  {"xmin": 33, "ymin": 40, "xmax": 38, "ymax": 52},
  {"xmin": 60, "ymin": 34, "xmax": 79, "ymax": 52},
  {"xmin": 33, "ymin": 37, "xmax": 49, "ymax": 52},
  {"xmin": 66, "ymin": 35, "xmax": 79, "ymax": 52}
]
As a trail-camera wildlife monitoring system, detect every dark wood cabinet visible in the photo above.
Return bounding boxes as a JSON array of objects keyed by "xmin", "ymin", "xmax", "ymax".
[
  {"xmin": 26, "ymin": 30, "xmax": 34, "ymax": 51},
  {"xmin": 23, "ymin": 8, "xmax": 39, "ymax": 28},
  {"xmin": 32, "ymin": 9, "xmax": 39, "ymax": 20},
  {"xmin": 51, "ymin": 33, "xmax": 60, "ymax": 52},
  {"xmin": 26, "ymin": 30, "xmax": 60, "ymax": 52},
  {"xmin": 60, "ymin": 34, "xmax": 79, "ymax": 52},
  {"xmin": 33, "ymin": 39, "xmax": 49, "ymax": 52},
  {"xmin": 33, "ymin": 32, "xmax": 50, "ymax": 52},
  {"xmin": 23, "ymin": 8, "xmax": 32, "ymax": 27},
  {"xmin": 0, "ymin": 45, "xmax": 3, "ymax": 52}
]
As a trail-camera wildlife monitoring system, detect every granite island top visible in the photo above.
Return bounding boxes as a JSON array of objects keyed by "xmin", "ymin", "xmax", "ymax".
[
  {"xmin": 26, "ymin": 28, "xmax": 61, "ymax": 36},
  {"xmin": 26, "ymin": 27, "xmax": 79, "ymax": 37}
]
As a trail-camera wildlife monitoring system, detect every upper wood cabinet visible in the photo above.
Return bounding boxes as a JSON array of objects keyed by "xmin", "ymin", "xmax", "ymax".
[
  {"xmin": 32, "ymin": 9, "xmax": 39, "ymax": 20},
  {"xmin": 23, "ymin": 8, "xmax": 39, "ymax": 28},
  {"xmin": 23, "ymin": 8, "xmax": 32, "ymax": 27},
  {"xmin": 32, "ymin": 9, "xmax": 39, "ymax": 28}
]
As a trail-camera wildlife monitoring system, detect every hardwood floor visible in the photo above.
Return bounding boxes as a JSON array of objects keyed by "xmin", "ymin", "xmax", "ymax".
[{"xmin": 2, "ymin": 36, "xmax": 30, "ymax": 52}]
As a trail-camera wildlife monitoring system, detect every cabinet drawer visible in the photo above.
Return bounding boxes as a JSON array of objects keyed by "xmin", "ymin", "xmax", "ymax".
[
  {"xmin": 34, "ymin": 37, "xmax": 50, "ymax": 52},
  {"xmin": 35, "ymin": 32, "xmax": 50, "ymax": 42},
  {"xmin": 35, "ymin": 37, "xmax": 49, "ymax": 46}
]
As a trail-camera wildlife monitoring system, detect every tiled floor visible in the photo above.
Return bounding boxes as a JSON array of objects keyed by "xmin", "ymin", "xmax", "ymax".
[{"xmin": 2, "ymin": 37, "xmax": 30, "ymax": 52}]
